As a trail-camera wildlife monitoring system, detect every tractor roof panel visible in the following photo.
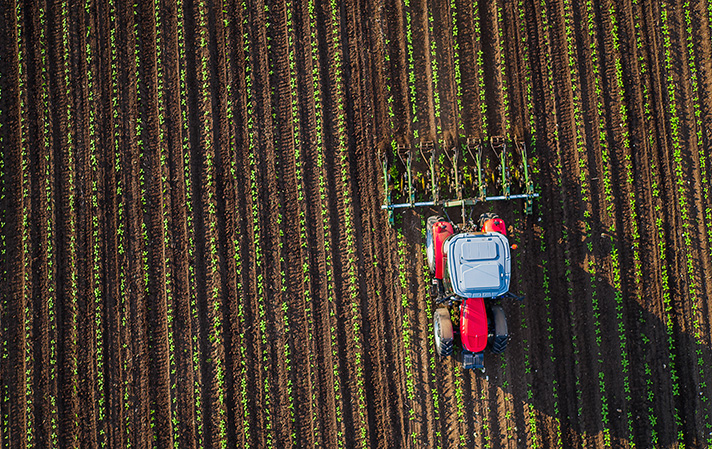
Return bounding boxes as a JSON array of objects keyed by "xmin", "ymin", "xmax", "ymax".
[{"xmin": 446, "ymin": 233, "xmax": 511, "ymax": 298}]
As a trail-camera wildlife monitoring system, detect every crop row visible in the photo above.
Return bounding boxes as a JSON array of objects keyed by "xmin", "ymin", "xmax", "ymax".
[
  {"xmin": 515, "ymin": 0, "xmax": 539, "ymax": 444},
  {"xmin": 660, "ymin": 0, "xmax": 710, "ymax": 440},
  {"xmin": 449, "ymin": 0, "xmax": 463, "ymax": 135},
  {"xmin": 562, "ymin": 0, "xmax": 607, "ymax": 443},
  {"xmin": 403, "ymin": 0, "xmax": 418, "ymax": 137},
  {"xmin": 306, "ymin": 0, "xmax": 347, "ymax": 445},
  {"xmin": 150, "ymin": 1, "xmax": 181, "ymax": 446},
  {"xmin": 38, "ymin": 1, "xmax": 59, "ymax": 444},
  {"xmin": 176, "ymin": 0, "xmax": 204, "ymax": 443},
  {"xmin": 265, "ymin": 1, "xmax": 296, "ymax": 443},
  {"xmin": 583, "ymin": 0, "xmax": 634, "ymax": 441},
  {"xmin": 83, "ymin": 0, "xmax": 108, "ymax": 444},
  {"xmin": 629, "ymin": 0, "xmax": 669, "ymax": 442}
]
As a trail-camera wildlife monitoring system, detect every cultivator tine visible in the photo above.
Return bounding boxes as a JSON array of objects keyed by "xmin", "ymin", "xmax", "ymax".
[
  {"xmin": 515, "ymin": 138, "xmax": 535, "ymax": 215},
  {"xmin": 397, "ymin": 143, "xmax": 415, "ymax": 206},
  {"xmin": 490, "ymin": 136, "xmax": 510, "ymax": 199},
  {"xmin": 448, "ymin": 143, "xmax": 467, "ymax": 224},
  {"xmin": 467, "ymin": 137, "xmax": 486, "ymax": 201},
  {"xmin": 381, "ymin": 150, "xmax": 394, "ymax": 225},
  {"xmin": 420, "ymin": 140, "xmax": 437, "ymax": 203}
]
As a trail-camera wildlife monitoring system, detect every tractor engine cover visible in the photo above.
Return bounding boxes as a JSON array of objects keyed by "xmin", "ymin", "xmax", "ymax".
[
  {"xmin": 460, "ymin": 297, "xmax": 488, "ymax": 353},
  {"xmin": 444, "ymin": 232, "xmax": 511, "ymax": 298}
]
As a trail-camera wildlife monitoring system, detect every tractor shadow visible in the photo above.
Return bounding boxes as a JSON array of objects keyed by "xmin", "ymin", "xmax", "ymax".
[{"xmin": 484, "ymin": 230, "xmax": 712, "ymax": 448}]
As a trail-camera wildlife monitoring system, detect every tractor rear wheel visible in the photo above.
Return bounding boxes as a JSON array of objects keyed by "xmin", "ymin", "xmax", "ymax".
[
  {"xmin": 434, "ymin": 308, "xmax": 454, "ymax": 357},
  {"xmin": 426, "ymin": 216, "xmax": 442, "ymax": 274},
  {"xmin": 489, "ymin": 305, "xmax": 508, "ymax": 354}
]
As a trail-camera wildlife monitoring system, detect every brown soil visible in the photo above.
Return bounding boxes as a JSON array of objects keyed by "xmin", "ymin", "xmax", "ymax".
[{"xmin": 1, "ymin": 0, "xmax": 712, "ymax": 447}]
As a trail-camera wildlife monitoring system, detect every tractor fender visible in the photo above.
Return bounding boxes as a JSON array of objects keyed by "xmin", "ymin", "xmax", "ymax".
[
  {"xmin": 460, "ymin": 297, "xmax": 488, "ymax": 353},
  {"xmin": 433, "ymin": 220, "xmax": 454, "ymax": 280},
  {"xmin": 482, "ymin": 217, "xmax": 507, "ymax": 235}
]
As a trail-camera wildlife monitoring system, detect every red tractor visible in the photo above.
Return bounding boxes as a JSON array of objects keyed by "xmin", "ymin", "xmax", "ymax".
[{"xmin": 426, "ymin": 213, "xmax": 520, "ymax": 370}]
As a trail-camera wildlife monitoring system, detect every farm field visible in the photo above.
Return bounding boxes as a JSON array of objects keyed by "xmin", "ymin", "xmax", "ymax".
[{"xmin": 1, "ymin": 0, "xmax": 712, "ymax": 447}]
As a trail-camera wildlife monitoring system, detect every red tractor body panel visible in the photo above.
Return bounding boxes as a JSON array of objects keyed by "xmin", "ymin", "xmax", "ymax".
[
  {"xmin": 482, "ymin": 218, "xmax": 507, "ymax": 235},
  {"xmin": 460, "ymin": 297, "xmax": 488, "ymax": 353},
  {"xmin": 433, "ymin": 221, "xmax": 454, "ymax": 280}
]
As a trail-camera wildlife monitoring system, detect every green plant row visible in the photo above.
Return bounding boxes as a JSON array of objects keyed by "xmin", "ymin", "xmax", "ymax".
[
  {"xmin": 176, "ymin": 0, "xmax": 204, "ymax": 443},
  {"xmin": 449, "ymin": 0, "xmax": 463, "ymax": 136},
  {"xmin": 629, "ymin": 1, "xmax": 665, "ymax": 442},
  {"xmin": 307, "ymin": 1, "xmax": 345, "ymax": 445},
  {"xmin": 496, "ymin": 2, "xmax": 510, "ymax": 137},
  {"xmin": 61, "ymin": 0, "xmax": 81, "ymax": 445},
  {"xmin": 516, "ymin": 1, "xmax": 539, "ymax": 444},
  {"xmin": 16, "ymin": 2, "xmax": 34, "ymax": 445},
  {"xmin": 151, "ymin": 1, "xmax": 179, "ymax": 446},
  {"xmin": 428, "ymin": 6, "xmax": 441, "ymax": 136},
  {"xmin": 472, "ymin": 1, "xmax": 486, "ymax": 137},
  {"xmin": 584, "ymin": 1, "xmax": 634, "ymax": 442},
  {"xmin": 661, "ymin": 1, "xmax": 709, "ymax": 442},
  {"xmin": 396, "ymin": 230, "xmax": 418, "ymax": 446},
  {"xmin": 562, "ymin": 0, "xmax": 606, "ymax": 443},
  {"xmin": 418, "ymin": 217, "xmax": 443, "ymax": 448},
  {"xmin": 403, "ymin": 0, "xmax": 418, "ymax": 138},
  {"xmin": 83, "ymin": 0, "xmax": 107, "ymax": 444},
  {"xmin": 38, "ymin": 2, "xmax": 59, "ymax": 442}
]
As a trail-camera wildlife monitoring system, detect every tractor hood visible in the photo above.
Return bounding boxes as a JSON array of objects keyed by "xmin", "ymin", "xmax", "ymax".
[{"xmin": 444, "ymin": 233, "xmax": 511, "ymax": 298}]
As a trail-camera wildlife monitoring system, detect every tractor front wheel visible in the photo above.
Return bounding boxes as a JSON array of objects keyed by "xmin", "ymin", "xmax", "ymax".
[
  {"xmin": 489, "ymin": 305, "xmax": 508, "ymax": 354},
  {"xmin": 434, "ymin": 308, "xmax": 454, "ymax": 357}
]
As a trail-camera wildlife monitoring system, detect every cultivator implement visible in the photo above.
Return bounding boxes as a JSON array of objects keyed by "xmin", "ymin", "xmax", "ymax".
[{"xmin": 381, "ymin": 136, "xmax": 538, "ymax": 225}]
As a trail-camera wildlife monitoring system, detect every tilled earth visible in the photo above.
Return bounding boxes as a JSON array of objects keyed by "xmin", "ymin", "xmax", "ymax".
[{"xmin": 1, "ymin": 0, "xmax": 712, "ymax": 448}]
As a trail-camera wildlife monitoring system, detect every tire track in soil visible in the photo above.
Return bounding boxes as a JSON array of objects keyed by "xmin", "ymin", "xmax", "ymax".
[
  {"xmin": 538, "ymin": 0, "xmax": 603, "ymax": 445},
  {"xmin": 73, "ymin": 2, "xmax": 100, "ymax": 445},
  {"xmin": 104, "ymin": 0, "xmax": 130, "ymax": 445},
  {"xmin": 609, "ymin": 1, "xmax": 662, "ymax": 445},
  {"xmin": 120, "ymin": 1, "xmax": 151, "ymax": 444},
  {"xmin": 136, "ymin": 0, "xmax": 173, "ymax": 445},
  {"xmin": 321, "ymin": 1, "xmax": 371, "ymax": 445},
  {"xmin": 216, "ymin": 3, "xmax": 249, "ymax": 448},
  {"xmin": 49, "ymin": 0, "xmax": 82, "ymax": 444},
  {"xmin": 384, "ymin": 0, "xmax": 413, "ymax": 139},
  {"xmin": 264, "ymin": 0, "xmax": 302, "ymax": 445},
  {"xmin": 351, "ymin": 5, "xmax": 406, "ymax": 441},
  {"xmin": 191, "ymin": 1, "xmax": 228, "ymax": 446},
  {"xmin": 521, "ymin": 0, "xmax": 566, "ymax": 446},
  {"xmin": 300, "ymin": 1, "xmax": 352, "ymax": 446},
  {"xmin": 344, "ymin": 1, "xmax": 398, "ymax": 446},
  {"xmin": 239, "ymin": 1, "xmax": 278, "ymax": 446},
  {"xmin": 222, "ymin": 2, "xmax": 257, "ymax": 446},
  {"xmin": 250, "ymin": 0, "xmax": 292, "ymax": 445},
  {"xmin": 175, "ymin": 0, "xmax": 204, "ymax": 444},
  {"xmin": 575, "ymin": 0, "xmax": 634, "ymax": 444},
  {"xmin": 376, "ymin": 4, "xmax": 412, "ymax": 446}
]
